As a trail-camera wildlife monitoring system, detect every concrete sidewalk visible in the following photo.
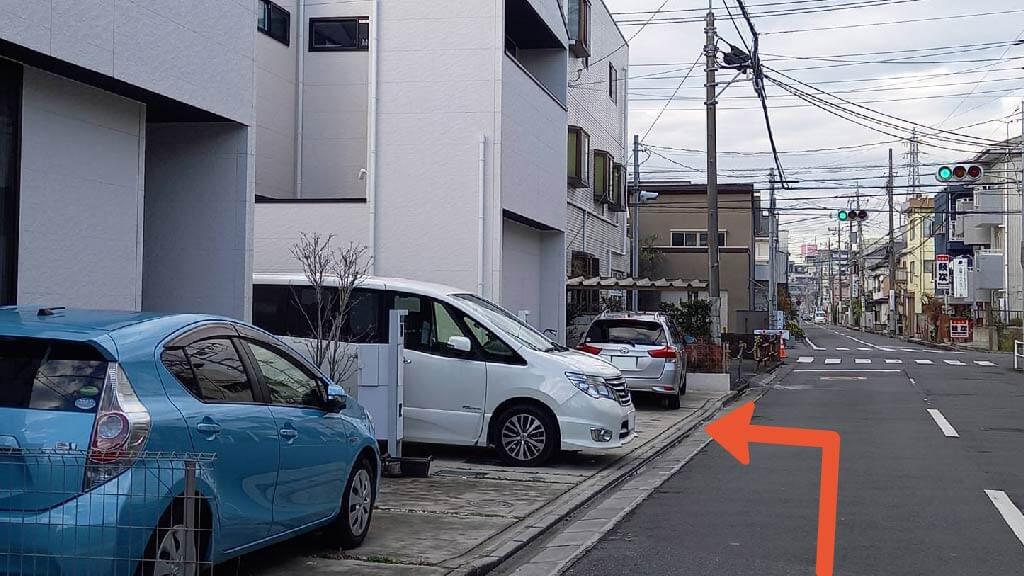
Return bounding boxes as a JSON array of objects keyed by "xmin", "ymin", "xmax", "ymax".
[{"xmin": 241, "ymin": 386, "xmax": 736, "ymax": 576}]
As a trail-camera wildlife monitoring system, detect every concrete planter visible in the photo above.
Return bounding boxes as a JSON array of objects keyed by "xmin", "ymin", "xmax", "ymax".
[{"xmin": 688, "ymin": 372, "xmax": 732, "ymax": 393}]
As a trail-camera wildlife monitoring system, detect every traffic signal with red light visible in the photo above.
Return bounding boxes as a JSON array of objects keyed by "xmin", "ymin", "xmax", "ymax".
[
  {"xmin": 936, "ymin": 164, "xmax": 983, "ymax": 183},
  {"xmin": 838, "ymin": 210, "xmax": 868, "ymax": 222}
]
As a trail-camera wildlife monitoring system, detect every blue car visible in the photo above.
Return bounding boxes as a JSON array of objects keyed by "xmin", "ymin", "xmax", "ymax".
[{"xmin": 0, "ymin": 307, "xmax": 379, "ymax": 575}]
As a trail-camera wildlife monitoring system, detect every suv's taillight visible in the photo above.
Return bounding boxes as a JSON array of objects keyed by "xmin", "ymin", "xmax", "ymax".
[
  {"xmin": 648, "ymin": 346, "xmax": 677, "ymax": 361},
  {"xmin": 577, "ymin": 344, "xmax": 603, "ymax": 355},
  {"xmin": 84, "ymin": 363, "xmax": 151, "ymax": 490}
]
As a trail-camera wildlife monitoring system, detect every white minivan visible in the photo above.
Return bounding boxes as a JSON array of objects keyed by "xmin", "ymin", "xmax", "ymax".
[{"xmin": 252, "ymin": 274, "xmax": 637, "ymax": 466}]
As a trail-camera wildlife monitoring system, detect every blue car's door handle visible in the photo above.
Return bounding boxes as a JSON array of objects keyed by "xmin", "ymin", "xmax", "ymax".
[
  {"xmin": 196, "ymin": 422, "xmax": 221, "ymax": 435},
  {"xmin": 279, "ymin": 428, "xmax": 298, "ymax": 440}
]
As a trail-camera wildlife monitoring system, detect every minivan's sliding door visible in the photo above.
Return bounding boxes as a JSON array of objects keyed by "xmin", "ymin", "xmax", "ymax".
[{"xmin": 0, "ymin": 59, "xmax": 21, "ymax": 306}]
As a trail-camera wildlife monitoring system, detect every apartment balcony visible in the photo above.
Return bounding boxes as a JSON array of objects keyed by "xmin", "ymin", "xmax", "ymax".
[
  {"xmin": 957, "ymin": 192, "xmax": 1002, "ymax": 245},
  {"xmin": 974, "ymin": 249, "xmax": 1004, "ymax": 290}
]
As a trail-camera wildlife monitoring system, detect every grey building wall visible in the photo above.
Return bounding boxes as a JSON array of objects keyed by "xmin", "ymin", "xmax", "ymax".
[
  {"xmin": 17, "ymin": 67, "xmax": 146, "ymax": 309},
  {"xmin": 254, "ymin": 0, "xmax": 299, "ymax": 199},
  {"xmin": 143, "ymin": 124, "xmax": 254, "ymax": 320},
  {"xmin": 0, "ymin": 0, "xmax": 256, "ymax": 125}
]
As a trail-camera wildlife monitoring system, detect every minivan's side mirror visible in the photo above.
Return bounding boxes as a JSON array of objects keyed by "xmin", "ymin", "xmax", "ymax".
[
  {"xmin": 543, "ymin": 328, "xmax": 558, "ymax": 338},
  {"xmin": 324, "ymin": 384, "xmax": 348, "ymax": 413},
  {"xmin": 447, "ymin": 335, "xmax": 473, "ymax": 353}
]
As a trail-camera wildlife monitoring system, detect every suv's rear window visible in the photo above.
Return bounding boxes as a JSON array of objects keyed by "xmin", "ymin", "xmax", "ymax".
[
  {"xmin": 586, "ymin": 320, "xmax": 667, "ymax": 346},
  {"xmin": 0, "ymin": 338, "xmax": 107, "ymax": 413}
]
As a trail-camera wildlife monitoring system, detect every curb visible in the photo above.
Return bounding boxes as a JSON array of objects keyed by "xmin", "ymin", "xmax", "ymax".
[
  {"xmin": 503, "ymin": 363, "xmax": 795, "ymax": 576},
  {"xmin": 444, "ymin": 391, "xmax": 741, "ymax": 576}
]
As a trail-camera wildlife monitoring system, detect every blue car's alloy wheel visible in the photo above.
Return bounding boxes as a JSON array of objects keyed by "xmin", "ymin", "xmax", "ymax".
[
  {"xmin": 349, "ymin": 468, "xmax": 373, "ymax": 536},
  {"xmin": 153, "ymin": 524, "xmax": 197, "ymax": 576},
  {"xmin": 323, "ymin": 457, "xmax": 376, "ymax": 549}
]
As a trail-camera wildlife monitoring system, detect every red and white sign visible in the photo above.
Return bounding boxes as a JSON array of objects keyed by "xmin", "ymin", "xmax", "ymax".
[
  {"xmin": 935, "ymin": 254, "xmax": 951, "ymax": 289},
  {"xmin": 950, "ymin": 318, "xmax": 970, "ymax": 340}
]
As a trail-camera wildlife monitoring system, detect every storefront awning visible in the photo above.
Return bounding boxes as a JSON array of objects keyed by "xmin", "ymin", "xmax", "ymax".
[{"xmin": 566, "ymin": 277, "xmax": 709, "ymax": 291}]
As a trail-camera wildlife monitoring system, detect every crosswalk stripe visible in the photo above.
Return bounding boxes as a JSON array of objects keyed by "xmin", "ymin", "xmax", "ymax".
[
  {"xmin": 974, "ymin": 360, "xmax": 996, "ymax": 366},
  {"xmin": 879, "ymin": 347, "xmax": 896, "ymax": 352},
  {"xmin": 944, "ymin": 360, "xmax": 967, "ymax": 366},
  {"xmin": 855, "ymin": 358, "xmax": 872, "ymax": 364},
  {"xmin": 885, "ymin": 359, "xmax": 903, "ymax": 364},
  {"xmin": 836, "ymin": 347, "xmax": 850, "ymax": 351},
  {"xmin": 857, "ymin": 347, "xmax": 872, "ymax": 351},
  {"xmin": 901, "ymin": 348, "xmax": 916, "ymax": 352},
  {"xmin": 797, "ymin": 356, "xmax": 814, "ymax": 364},
  {"xmin": 825, "ymin": 358, "xmax": 841, "ymax": 365},
  {"xmin": 915, "ymin": 359, "xmax": 933, "ymax": 365}
]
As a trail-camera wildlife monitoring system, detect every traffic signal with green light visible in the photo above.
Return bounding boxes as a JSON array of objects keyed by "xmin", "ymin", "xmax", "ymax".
[
  {"xmin": 936, "ymin": 164, "xmax": 983, "ymax": 183},
  {"xmin": 838, "ymin": 210, "xmax": 868, "ymax": 222}
]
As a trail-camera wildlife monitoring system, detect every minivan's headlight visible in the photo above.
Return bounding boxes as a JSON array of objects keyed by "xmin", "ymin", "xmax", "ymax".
[{"xmin": 565, "ymin": 372, "xmax": 615, "ymax": 400}]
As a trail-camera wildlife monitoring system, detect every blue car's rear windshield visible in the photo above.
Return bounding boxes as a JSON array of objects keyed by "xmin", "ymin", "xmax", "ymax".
[{"xmin": 0, "ymin": 338, "xmax": 108, "ymax": 413}]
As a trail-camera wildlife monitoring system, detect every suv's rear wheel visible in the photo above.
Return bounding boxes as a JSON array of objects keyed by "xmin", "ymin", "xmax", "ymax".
[
  {"xmin": 494, "ymin": 404, "xmax": 558, "ymax": 466},
  {"xmin": 324, "ymin": 457, "xmax": 376, "ymax": 549},
  {"xmin": 663, "ymin": 388, "xmax": 682, "ymax": 410}
]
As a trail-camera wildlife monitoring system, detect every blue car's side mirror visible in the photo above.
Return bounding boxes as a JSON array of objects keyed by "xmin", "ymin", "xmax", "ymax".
[{"xmin": 325, "ymin": 384, "xmax": 347, "ymax": 413}]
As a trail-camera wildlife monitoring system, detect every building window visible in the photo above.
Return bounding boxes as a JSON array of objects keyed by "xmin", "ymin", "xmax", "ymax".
[
  {"xmin": 567, "ymin": 0, "xmax": 591, "ymax": 58},
  {"xmin": 569, "ymin": 251, "xmax": 601, "ymax": 314},
  {"xmin": 568, "ymin": 126, "xmax": 590, "ymax": 188},
  {"xmin": 257, "ymin": 0, "xmax": 290, "ymax": 46},
  {"xmin": 608, "ymin": 64, "xmax": 618, "ymax": 103},
  {"xmin": 609, "ymin": 163, "xmax": 626, "ymax": 212},
  {"xmin": 593, "ymin": 151, "xmax": 612, "ymax": 203},
  {"xmin": 670, "ymin": 231, "xmax": 727, "ymax": 247},
  {"xmin": 310, "ymin": 17, "xmax": 370, "ymax": 51},
  {"xmin": 0, "ymin": 59, "xmax": 20, "ymax": 306},
  {"xmin": 924, "ymin": 260, "xmax": 934, "ymax": 274}
]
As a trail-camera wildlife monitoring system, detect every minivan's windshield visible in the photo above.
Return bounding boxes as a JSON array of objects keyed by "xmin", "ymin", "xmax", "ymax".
[{"xmin": 453, "ymin": 294, "xmax": 564, "ymax": 352}]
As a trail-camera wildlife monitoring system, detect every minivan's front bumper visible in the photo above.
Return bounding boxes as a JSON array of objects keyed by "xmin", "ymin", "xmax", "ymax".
[{"xmin": 558, "ymin": 392, "xmax": 637, "ymax": 451}]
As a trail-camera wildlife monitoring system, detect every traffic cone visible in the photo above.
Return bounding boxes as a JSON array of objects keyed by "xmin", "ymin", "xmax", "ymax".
[{"xmin": 778, "ymin": 338, "xmax": 787, "ymax": 360}]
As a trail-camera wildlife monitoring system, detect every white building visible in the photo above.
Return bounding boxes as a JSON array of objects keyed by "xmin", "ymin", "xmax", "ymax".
[
  {"xmin": 253, "ymin": 0, "xmax": 571, "ymax": 339},
  {"xmin": 565, "ymin": 0, "xmax": 629, "ymax": 285},
  {"xmin": 0, "ymin": 1, "xmax": 256, "ymax": 318}
]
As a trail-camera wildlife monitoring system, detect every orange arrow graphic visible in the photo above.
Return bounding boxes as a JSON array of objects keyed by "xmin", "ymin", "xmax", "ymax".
[{"xmin": 706, "ymin": 402, "xmax": 841, "ymax": 576}]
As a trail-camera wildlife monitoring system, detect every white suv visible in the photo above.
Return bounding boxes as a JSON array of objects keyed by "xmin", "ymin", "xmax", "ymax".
[{"xmin": 252, "ymin": 274, "xmax": 637, "ymax": 466}]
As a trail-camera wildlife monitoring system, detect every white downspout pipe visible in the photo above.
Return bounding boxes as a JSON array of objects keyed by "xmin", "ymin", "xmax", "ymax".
[
  {"xmin": 478, "ymin": 135, "xmax": 486, "ymax": 296},
  {"xmin": 366, "ymin": 0, "xmax": 379, "ymax": 273},
  {"xmin": 294, "ymin": 0, "xmax": 305, "ymax": 198}
]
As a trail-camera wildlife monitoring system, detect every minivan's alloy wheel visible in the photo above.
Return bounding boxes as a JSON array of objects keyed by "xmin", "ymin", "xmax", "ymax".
[
  {"xmin": 494, "ymin": 404, "xmax": 558, "ymax": 467},
  {"xmin": 349, "ymin": 468, "xmax": 373, "ymax": 537},
  {"xmin": 147, "ymin": 522, "xmax": 198, "ymax": 576},
  {"xmin": 323, "ymin": 457, "xmax": 376, "ymax": 549}
]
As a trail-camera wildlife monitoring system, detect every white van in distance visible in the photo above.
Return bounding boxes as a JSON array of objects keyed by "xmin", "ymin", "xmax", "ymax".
[{"xmin": 252, "ymin": 274, "xmax": 637, "ymax": 466}]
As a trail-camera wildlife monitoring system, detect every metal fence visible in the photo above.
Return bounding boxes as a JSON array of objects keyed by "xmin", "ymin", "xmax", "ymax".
[{"xmin": 0, "ymin": 449, "xmax": 215, "ymax": 576}]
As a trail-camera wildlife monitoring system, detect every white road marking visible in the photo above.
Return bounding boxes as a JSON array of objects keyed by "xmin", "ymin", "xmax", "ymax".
[
  {"xmin": 797, "ymin": 356, "xmax": 814, "ymax": 364},
  {"xmin": 974, "ymin": 360, "xmax": 997, "ymax": 366},
  {"xmin": 944, "ymin": 359, "xmax": 967, "ymax": 366},
  {"xmin": 915, "ymin": 359, "xmax": 933, "ymax": 365},
  {"xmin": 825, "ymin": 358, "xmax": 841, "ymax": 365},
  {"xmin": 805, "ymin": 337, "xmax": 825, "ymax": 351},
  {"xmin": 855, "ymin": 358, "xmax": 872, "ymax": 364},
  {"xmin": 885, "ymin": 359, "xmax": 903, "ymax": 364},
  {"xmin": 794, "ymin": 369, "xmax": 902, "ymax": 373},
  {"xmin": 857, "ymin": 347, "xmax": 872, "ymax": 351},
  {"xmin": 926, "ymin": 409, "xmax": 960, "ymax": 438},
  {"xmin": 836, "ymin": 347, "xmax": 850, "ymax": 351},
  {"xmin": 985, "ymin": 490, "xmax": 1024, "ymax": 549},
  {"xmin": 879, "ymin": 347, "xmax": 896, "ymax": 352},
  {"xmin": 901, "ymin": 348, "xmax": 917, "ymax": 352}
]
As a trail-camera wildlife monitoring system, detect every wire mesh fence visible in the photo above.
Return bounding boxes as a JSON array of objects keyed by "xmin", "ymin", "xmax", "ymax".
[{"xmin": 0, "ymin": 449, "xmax": 215, "ymax": 576}]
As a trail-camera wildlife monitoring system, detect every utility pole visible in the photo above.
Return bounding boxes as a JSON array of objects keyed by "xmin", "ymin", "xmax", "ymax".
[
  {"xmin": 836, "ymin": 224, "xmax": 842, "ymax": 324},
  {"xmin": 828, "ymin": 237, "xmax": 834, "ymax": 322},
  {"xmin": 856, "ymin": 185, "xmax": 865, "ymax": 329},
  {"xmin": 632, "ymin": 134, "xmax": 641, "ymax": 312},
  {"xmin": 888, "ymin": 148, "xmax": 897, "ymax": 336},
  {"xmin": 705, "ymin": 8, "xmax": 721, "ymax": 341},
  {"xmin": 848, "ymin": 206, "xmax": 854, "ymax": 326},
  {"xmin": 768, "ymin": 169, "xmax": 777, "ymax": 328}
]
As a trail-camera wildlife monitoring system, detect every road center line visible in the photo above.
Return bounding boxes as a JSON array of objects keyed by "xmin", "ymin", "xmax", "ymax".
[
  {"xmin": 926, "ymin": 409, "xmax": 960, "ymax": 438},
  {"xmin": 985, "ymin": 490, "xmax": 1024, "ymax": 549}
]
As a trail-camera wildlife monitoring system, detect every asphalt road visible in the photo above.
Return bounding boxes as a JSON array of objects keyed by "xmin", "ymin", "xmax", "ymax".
[{"xmin": 564, "ymin": 324, "xmax": 1024, "ymax": 576}]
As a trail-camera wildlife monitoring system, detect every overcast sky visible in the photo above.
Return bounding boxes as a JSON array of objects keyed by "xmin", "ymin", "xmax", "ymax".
[{"xmin": 604, "ymin": 0, "xmax": 1024, "ymax": 251}]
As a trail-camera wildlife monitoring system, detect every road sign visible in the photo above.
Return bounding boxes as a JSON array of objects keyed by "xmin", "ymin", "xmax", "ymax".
[
  {"xmin": 935, "ymin": 254, "xmax": 950, "ymax": 289},
  {"xmin": 950, "ymin": 318, "xmax": 970, "ymax": 340},
  {"xmin": 953, "ymin": 256, "xmax": 970, "ymax": 299}
]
